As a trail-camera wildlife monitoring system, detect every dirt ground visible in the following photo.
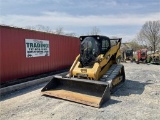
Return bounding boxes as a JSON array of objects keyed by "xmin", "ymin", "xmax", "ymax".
[{"xmin": 0, "ymin": 63, "xmax": 160, "ymax": 120}]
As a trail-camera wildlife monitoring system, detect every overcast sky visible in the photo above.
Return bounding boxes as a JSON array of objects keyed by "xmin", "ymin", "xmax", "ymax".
[{"xmin": 0, "ymin": 0, "xmax": 160, "ymax": 42}]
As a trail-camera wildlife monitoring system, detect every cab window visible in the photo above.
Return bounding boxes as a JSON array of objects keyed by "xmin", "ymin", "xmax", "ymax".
[{"xmin": 102, "ymin": 39, "xmax": 110, "ymax": 53}]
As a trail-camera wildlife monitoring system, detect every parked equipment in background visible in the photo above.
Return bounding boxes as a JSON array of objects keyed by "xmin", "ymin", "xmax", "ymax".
[
  {"xmin": 125, "ymin": 49, "xmax": 133, "ymax": 61},
  {"xmin": 42, "ymin": 35, "xmax": 125, "ymax": 108},
  {"xmin": 121, "ymin": 51, "xmax": 126, "ymax": 62},
  {"xmin": 149, "ymin": 51, "xmax": 160, "ymax": 65},
  {"xmin": 136, "ymin": 49, "xmax": 147, "ymax": 64},
  {"xmin": 121, "ymin": 49, "xmax": 133, "ymax": 62}
]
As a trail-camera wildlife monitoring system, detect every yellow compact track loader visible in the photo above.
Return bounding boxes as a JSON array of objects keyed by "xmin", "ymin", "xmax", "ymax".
[{"xmin": 41, "ymin": 35, "xmax": 125, "ymax": 108}]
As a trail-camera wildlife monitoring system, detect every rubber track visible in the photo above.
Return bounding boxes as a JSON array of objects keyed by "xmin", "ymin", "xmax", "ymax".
[{"xmin": 100, "ymin": 64, "xmax": 123, "ymax": 82}]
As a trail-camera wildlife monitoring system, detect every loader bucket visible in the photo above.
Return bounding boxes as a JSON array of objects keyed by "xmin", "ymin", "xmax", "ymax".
[{"xmin": 41, "ymin": 72, "xmax": 110, "ymax": 108}]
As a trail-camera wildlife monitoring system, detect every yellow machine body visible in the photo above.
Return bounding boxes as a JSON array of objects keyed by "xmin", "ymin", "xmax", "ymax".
[{"xmin": 70, "ymin": 41, "xmax": 121, "ymax": 80}]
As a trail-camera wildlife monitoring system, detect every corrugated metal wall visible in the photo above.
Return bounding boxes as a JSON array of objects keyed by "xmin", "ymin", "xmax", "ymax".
[{"xmin": 0, "ymin": 26, "xmax": 80, "ymax": 83}]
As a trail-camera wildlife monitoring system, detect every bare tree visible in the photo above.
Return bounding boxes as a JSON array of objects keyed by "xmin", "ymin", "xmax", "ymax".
[
  {"xmin": 25, "ymin": 25, "xmax": 77, "ymax": 37},
  {"xmin": 138, "ymin": 20, "xmax": 160, "ymax": 53},
  {"xmin": 25, "ymin": 25, "xmax": 36, "ymax": 30},
  {"xmin": 35, "ymin": 25, "xmax": 52, "ymax": 32},
  {"xmin": 25, "ymin": 25, "xmax": 52, "ymax": 33},
  {"xmin": 90, "ymin": 26, "xmax": 100, "ymax": 35},
  {"xmin": 65, "ymin": 33, "xmax": 77, "ymax": 37},
  {"xmin": 129, "ymin": 39, "xmax": 143, "ymax": 52},
  {"xmin": 55, "ymin": 27, "xmax": 64, "ymax": 35}
]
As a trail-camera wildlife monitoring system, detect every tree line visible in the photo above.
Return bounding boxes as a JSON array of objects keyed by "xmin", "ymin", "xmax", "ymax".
[
  {"xmin": 26, "ymin": 21, "xmax": 160, "ymax": 53},
  {"xmin": 1, "ymin": 20, "xmax": 159, "ymax": 52},
  {"xmin": 25, "ymin": 25, "xmax": 101, "ymax": 37}
]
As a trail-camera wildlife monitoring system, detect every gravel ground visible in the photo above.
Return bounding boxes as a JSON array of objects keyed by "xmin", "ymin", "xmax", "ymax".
[{"xmin": 0, "ymin": 63, "xmax": 160, "ymax": 120}]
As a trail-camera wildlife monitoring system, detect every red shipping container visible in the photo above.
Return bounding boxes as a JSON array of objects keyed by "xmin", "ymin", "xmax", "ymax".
[{"xmin": 0, "ymin": 25, "xmax": 80, "ymax": 84}]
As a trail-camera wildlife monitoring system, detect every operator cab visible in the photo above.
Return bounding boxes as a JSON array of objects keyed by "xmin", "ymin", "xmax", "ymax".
[
  {"xmin": 141, "ymin": 49, "xmax": 147, "ymax": 57},
  {"xmin": 79, "ymin": 35, "xmax": 111, "ymax": 67}
]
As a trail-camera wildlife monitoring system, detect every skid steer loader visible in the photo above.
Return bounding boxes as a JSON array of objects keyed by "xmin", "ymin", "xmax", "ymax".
[{"xmin": 41, "ymin": 35, "xmax": 125, "ymax": 108}]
